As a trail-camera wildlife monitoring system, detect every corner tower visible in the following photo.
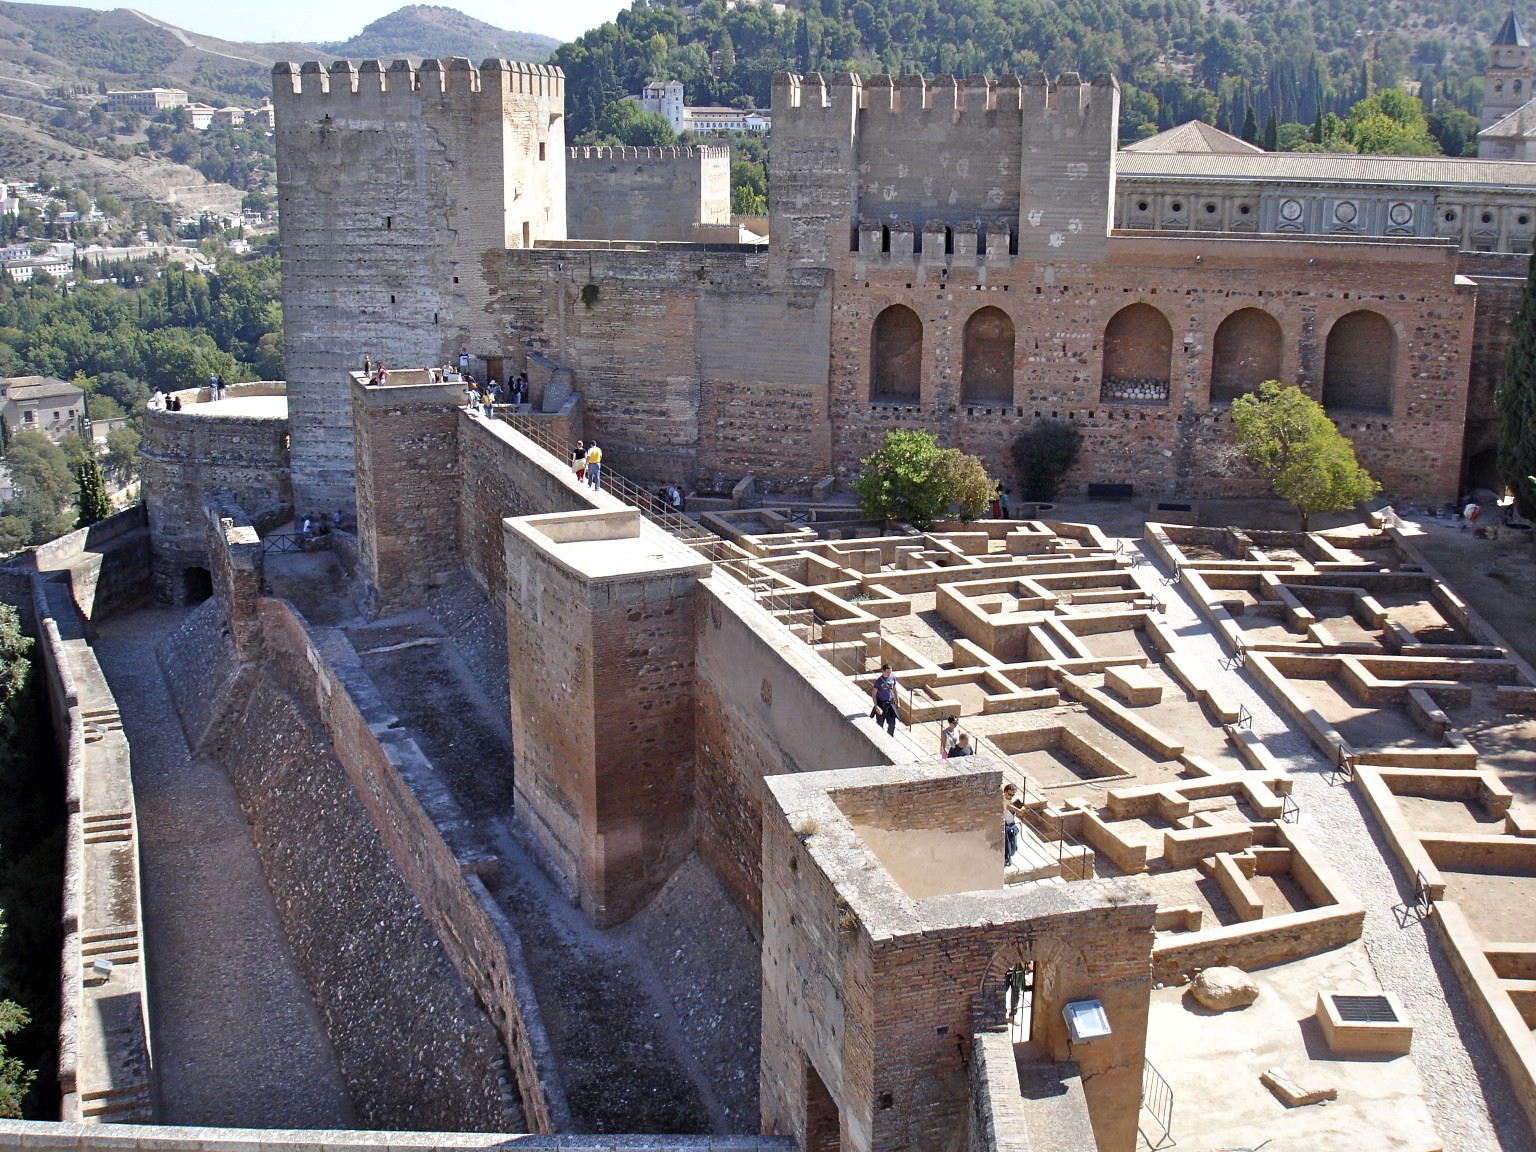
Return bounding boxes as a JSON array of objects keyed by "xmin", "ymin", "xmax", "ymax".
[
  {"xmin": 272, "ymin": 57, "xmax": 565, "ymax": 516},
  {"xmin": 1483, "ymin": 9, "xmax": 1532, "ymax": 129}
]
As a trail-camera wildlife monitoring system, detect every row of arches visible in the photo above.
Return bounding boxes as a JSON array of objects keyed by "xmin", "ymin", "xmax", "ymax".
[{"xmin": 871, "ymin": 302, "xmax": 1397, "ymax": 413}]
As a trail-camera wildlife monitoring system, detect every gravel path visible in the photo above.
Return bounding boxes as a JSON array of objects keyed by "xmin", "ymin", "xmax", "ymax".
[
  {"xmin": 92, "ymin": 607, "xmax": 355, "ymax": 1129},
  {"xmin": 1124, "ymin": 537, "xmax": 1535, "ymax": 1151}
]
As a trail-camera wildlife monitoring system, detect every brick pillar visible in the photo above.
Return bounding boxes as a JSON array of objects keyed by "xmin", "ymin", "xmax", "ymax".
[
  {"xmin": 352, "ymin": 375, "xmax": 463, "ymax": 616},
  {"xmin": 504, "ymin": 507, "xmax": 709, "ymax": 927}
]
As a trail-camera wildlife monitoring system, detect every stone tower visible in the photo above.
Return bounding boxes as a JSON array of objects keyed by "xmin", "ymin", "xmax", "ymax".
[
  {"xmin": 272, "ymin": 57, "xmax": 565, "ymax": 516},
  {"xmin": 1483, "ymin": 9, "xmax": 1532, "ymax": 129}
]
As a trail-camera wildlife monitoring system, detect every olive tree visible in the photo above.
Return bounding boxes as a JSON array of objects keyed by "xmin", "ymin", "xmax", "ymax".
[{"xmin": 853, "ymin": 430, "xmax": 992, "ymax": 529}]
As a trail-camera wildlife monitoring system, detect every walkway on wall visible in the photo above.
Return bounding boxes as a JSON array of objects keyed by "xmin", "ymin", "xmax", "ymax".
[{"xmin": 90, "ymin": 606, "xmax": 356, "ymax": 1128}]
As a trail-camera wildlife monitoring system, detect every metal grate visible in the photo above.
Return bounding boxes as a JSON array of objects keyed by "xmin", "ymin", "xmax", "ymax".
[{"xmin": 1331, "ymin": 994, "xmax": 1397, "ymax": 1023}]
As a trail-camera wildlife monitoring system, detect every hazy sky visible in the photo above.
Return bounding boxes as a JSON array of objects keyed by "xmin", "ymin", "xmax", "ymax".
[{"xmin": 52, "ymin": 0, "xmax": 627, "ymax": 46}]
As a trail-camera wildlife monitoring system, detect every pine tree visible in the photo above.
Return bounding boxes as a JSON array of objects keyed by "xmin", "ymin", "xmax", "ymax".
[
  {"xmin": 1241, "ymin": 103, "xmax": 1259, "ymax": 144},
  {"xmin": 73, "ymin": 457, "xmax": 112, "ymax": 529},
  {"xmin": 1263, "ymin": 109, "xmax": 1278, "ymax": 151},
  {"xmin": 1497, "ymin": 240, "xmax": 1536, "ymax": 519}
]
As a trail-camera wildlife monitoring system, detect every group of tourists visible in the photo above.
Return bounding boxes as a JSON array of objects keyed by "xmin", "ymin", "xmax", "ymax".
[{"xmin": 146, "ymin": 390, "xmax": 182, "ymax": 412}]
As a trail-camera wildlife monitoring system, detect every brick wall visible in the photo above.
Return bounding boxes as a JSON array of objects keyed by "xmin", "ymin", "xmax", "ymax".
[
  {"xmin": 503, "ymin": 511, "xmax": 707, "ymax": 926},
  {"xmin": 353, "ymin": 379, "xmax": 463, "ymax": 614}
]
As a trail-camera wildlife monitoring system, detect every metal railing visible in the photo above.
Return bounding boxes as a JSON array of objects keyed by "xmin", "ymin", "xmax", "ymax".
[
  {"xmin": 1139, "ymin": 1057, "xmax": 1176, "ymax": 1149},
  {"xmin": 1235, "ymin": 703, "xmax": 1253, "ymax": 730},
  {"xmin": 1394, "ymin": 867, "xmax": 1435, "ymax": 927},
  {"xmin": 1220, "ymin": 637, "xmax": 1247, "ymax": 672},
  {"xmin": 1332, "ymin": 744, "xmax": 1357, "ymax": 782},
  {"xmin": 261, "ymin": 532, "xmax": 305, "ymax": 554},
  {"xmin": 1277, "ymin": 792, "xmax": 1301, "ymax": 825}
]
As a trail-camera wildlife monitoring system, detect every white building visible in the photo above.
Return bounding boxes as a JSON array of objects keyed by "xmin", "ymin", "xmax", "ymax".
[
  {"xmin": 4, "ymin": 258, "xmax": 71, "ymax": 282},
  {"xmin": 105, "ymin": 88, "xmax": 188, "ymax": 114},
  {"xmin": 637, "ymin": 79, "xmax": 769, "ymax": 135}
]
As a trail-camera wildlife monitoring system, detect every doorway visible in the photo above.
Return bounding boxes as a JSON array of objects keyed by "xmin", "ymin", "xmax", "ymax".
[
  {"xmin": 804, "ymin": 1055, "xmax": 840, "ymax": 1152},
  {"xmin": 1007, "ymin": 960, "xmax": 1037, "ymax": 1044},
  {"xmin": 182, "ymin": 566, "xmax": 212, "ymax": 605}
]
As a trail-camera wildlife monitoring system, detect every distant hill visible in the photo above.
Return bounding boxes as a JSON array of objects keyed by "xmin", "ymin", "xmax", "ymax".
[{"xmin": 319, "ymin": 6, "xmax": 558, "ymax": 64}]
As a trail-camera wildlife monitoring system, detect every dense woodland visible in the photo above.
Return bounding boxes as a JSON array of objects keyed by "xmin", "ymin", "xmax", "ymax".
[{"xmin": 556, "ymin": 0, "xmax": 1500, "ymax": 154}]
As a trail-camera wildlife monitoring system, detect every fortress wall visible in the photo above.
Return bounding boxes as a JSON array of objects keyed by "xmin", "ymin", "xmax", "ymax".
[
  {"xmin": 254, "ymin": 598, "xmax": 562, "ymax": 1131},
  {"xmin": 28, "ymin": 505, "xmax": 150, "ymax": 626},
  {"xmin": 141, "ymin": 400, "xmax": 291, "ymax": 602},
  {"xmin": 273, "ymin": 58, "xmax": 565, "ymax": 516},
  {"xmin": 32, "ymin": 575, "xmax": 154, "ymax": 1123},
  {"xmin": 567, "ymin": 146, "xmax": 731, "ymax": 242},
  {"xmin": 693, "ymin": 575, "xmax": 891, "ymax": 929},
  {"xmin": 830, "ymin": 235, "xmax": 1474, "ymax": 502},
  {"xmin": 483, "ymin": 247, "xmax": 835, "ymax": 486},
  {"xmin": 0, "ymin": 1119, "xmax": 794, "ymax": 1152},
  {"xmin": 218, "ymin": 625, "xmax": 518, "ymax": 1132},
  {"xmin": 1458, "ymin": 252, "xmax": 1526, "ymax": 474},
  {"xmin": 457, "ymin": 413, "xmax": 603, "ymax": 608}
]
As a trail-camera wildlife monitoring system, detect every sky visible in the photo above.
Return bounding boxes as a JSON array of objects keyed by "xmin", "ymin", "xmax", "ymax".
[{"xmin": 43, "ymin": 0, "xmax": 628, "ymax": 46}]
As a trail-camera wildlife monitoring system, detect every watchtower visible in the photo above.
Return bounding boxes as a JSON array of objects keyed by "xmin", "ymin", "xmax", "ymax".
[
  {"xmin": 1483, "ymin": 9, "xmax": 1532, "ymax": 129},
  {"xmin": 272, "ymin": 57, "xmax": 566, "ymax": 516}
]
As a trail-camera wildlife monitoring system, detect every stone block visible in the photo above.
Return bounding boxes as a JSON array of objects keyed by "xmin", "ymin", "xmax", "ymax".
[
  {"xmin": 1191, "ymin": 965, "xmax": 1259, "ymax": 1011},
  {"xmin": 1105, "ymin": 663, "xmax": 1162, "ymax": 705},
  {"xmin": 1261, "ymin": 1067, "xmax": 1338, "ymax": 1107}
]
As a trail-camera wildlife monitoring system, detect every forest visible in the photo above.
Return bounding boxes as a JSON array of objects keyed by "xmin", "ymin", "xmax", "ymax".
[{"xmin": 555, "ymin": 0, "xmax": 1500, "ymax": 152}]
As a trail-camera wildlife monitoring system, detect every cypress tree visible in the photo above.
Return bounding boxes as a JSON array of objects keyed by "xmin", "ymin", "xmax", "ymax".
[
  {"xmin": 1241, "ymin": 103, "xmax": 1259, "ymax": 144},
  {"xmin": 73, "ymin": 458, "xmax": 112, "ymax": 529},
  {"xmin": 1497, "ymin": 239, "xmax": 1536, "ymax": 519},
  {"xmin": 1263, "ymin": 109, "xmax": 1278, "ymax": 151},
  {"xmin": 1312, "ymin": 107, "xmax": 1324, "ymax": 144}
]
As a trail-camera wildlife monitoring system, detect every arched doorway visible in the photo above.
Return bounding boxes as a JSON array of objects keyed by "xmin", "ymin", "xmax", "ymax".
[
  {"xmin": 1101, "ymin": 303, "xmax": 1173, "ymax": 404},
  {"xmin": 961, "ymin": 306, "xmax": 1014, "ymax": 404},
  {"xmin": 1210, "ymin": 308, "xmax": 1282, "ymax": 403},
  {"xmin": 871, "ymin": 304, "xmax": 922, "ymax": 402},
  {"xmin": 1323, "ymin": 310, "xmax": 1394, "ymax": 413}
]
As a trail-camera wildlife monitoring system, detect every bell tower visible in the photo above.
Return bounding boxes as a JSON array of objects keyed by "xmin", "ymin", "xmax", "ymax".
[{"xmin": 1483, "ymin": 9, "xmax": 1532, "ymax": 129}]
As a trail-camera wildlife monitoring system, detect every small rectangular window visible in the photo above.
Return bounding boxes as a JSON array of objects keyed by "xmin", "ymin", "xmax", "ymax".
[
  {"xmin": 538, "ymin": 142, "xmax": 546, "ymax": 161},
  {"xmin": 386, "ymin": 216, "xmax": 392, "ymax": 230}
]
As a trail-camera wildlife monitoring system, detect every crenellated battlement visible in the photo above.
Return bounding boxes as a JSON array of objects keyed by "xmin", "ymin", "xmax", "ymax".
[
  {"xmin": 567, "ymin": 146, "xmax": 730, "ymax": 162},
  {"xmin": 770, "ymin": 69, "xmax": 1116, "ymax": 120},
  {"xmin": 272, "ymin": 57, "xmax": 564, "ymax": 103}
]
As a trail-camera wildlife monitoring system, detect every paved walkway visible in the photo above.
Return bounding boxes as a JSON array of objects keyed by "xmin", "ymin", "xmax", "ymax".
[
  {"xmin": 91, "ymin": 608, "xmax": 355, "ymax": 1128},
  {"xmin": 1122, "ymin": 535, "xmax": 1534, "ymax": 1151}
]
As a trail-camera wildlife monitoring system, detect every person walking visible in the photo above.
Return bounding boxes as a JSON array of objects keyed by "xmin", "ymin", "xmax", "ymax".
[
  {"xmin": 1003, "ymin": 805, "xmax": 1019, "ymax": 864},
  {"xmin": 586, "ymin": 441, "xmax": 602, "ymax": 489},
  {"xmin": 870, "ymin": 663, "xmax": 898, "ymax": 736},
  {"xmin": 572, "ymin": 441, "xmax": 587, "ymax": 484}
]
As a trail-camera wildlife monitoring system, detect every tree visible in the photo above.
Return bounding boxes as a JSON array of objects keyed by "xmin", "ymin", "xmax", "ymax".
[
  {"xmin": 852, "ymin": 430, "xmax": 990, "ymax": 529},
  {"xmin": 73, "ymin": 458, "xmax": 112, "ymax": 528},
  {"xmin": 103, "ymin": 426, "xmax": 140, "ymax": 486},
  {"xmin": 1010, "ymin": 419, "xmax": 1082, "ymax": 501},
  {"xmin": 1231, "ymin": 381, "xmax": 1381, "ymax": 529},
  {"xmin": 1263, "ymin": 108, "xmax": 1278, "ymax": 151},
  {"xmin": 1497, "ymin": 240, "xmax": 1536, "ymax": 520},
  {"xmin": 0, "ymin": 1001, "xmax": 34, "ymax": 1118}
]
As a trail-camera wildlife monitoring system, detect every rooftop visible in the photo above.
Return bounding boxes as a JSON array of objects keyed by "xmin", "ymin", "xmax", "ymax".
[
  {"xmin": 1117, "ymin": 143, "xmax": 1536, "ymax": 188},
  {"xmin": 1123, "ymin": 120, "xmax": 1264, "ymax": 155},
  {"xmin": 2, "ymin": 374, "xmax": 82, "ymax": 400}
]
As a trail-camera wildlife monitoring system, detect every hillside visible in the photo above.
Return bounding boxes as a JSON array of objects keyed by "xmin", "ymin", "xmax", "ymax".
[{"xmin": 319, "ymin": 6, "xmax": 558, "ymax": 64}]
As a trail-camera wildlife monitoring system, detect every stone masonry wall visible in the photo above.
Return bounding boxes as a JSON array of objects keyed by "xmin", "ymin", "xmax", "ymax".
[
  {"xmin": 273, "ymin": 58, "xmax": 564, "ymax": 515},
  {"xmin": 694, "ymin": 576, "xmax": 891, "ymax": 929},
  {"xmin": 831, "ymin": 233, "xmax": 1475, "ymax": 502},
  {"xmin": 567, "ymin": 146, "xmax": 731, "ymax": 242},
  {"xmin": 28, "ymin": 505, "xmax": 150, "ymax": 626},
  {"xmin": 218, "ymin": 660, "xmax": 515, "ymax": 1132},
  {"xmin": 141, "ymin": 391, "xmax": 290, "ymax": 602},
  {"xmin": 481, "ymin": 247, "xmax": 834, "ymax": 487},
  {"xmin": 256, "ymin": 599, "xmax": 563, "ymax": 1131},
  {"xmin": 352, "ymin": 379, "xmax": 464, "ymax": 614},
  {"xmin": 1459, "ymin": 251, "xmax": 1526, "ymax": 477}
]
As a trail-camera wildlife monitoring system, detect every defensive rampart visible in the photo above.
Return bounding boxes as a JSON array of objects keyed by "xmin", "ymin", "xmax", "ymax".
[
  {"xmin": 31, "ymin": 573, "xmax": 154, "ymax": 1123},
  {"xmin": 23, "ymin": 504, "xmax": 151, "ymax": 629}
]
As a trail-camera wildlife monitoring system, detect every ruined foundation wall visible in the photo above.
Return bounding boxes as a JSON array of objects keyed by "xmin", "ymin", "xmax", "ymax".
[
  {"xmin": 29, "ymin": 505, "xmax": 151, "ymax": 626},
  {"xmin": 694, "ymin": 576, "xmax": 890, "ymax": 928}
]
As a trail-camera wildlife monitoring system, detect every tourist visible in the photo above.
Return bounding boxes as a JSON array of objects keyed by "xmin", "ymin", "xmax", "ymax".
[
  {"xmin": 511, "ymin": 376, "xmax": 525, "ymax": 407},
  {"xmin": 148, "ymin": 389, "xmax": 165, "ymax": 411},
  {"xmin": 586, "ymin": 441, "xmax": 602, "ymax": 489},
  {"xmin": 990, "ymin": 483, "xmax": 1003, "ymax": 519},
  {"xmin": 572, "ymin": 441, "xmax": 587, "ymax": 484},
  {"xmin": 458, "ymin": 351, "xmax": 470, "ymax": 376},
  {"xmin": 950, "ymin": 733, "xmax": 974, "ymax": 757},
  {"xmin": 1003, "ymin": 804, "xmax": 1019, "ymax": 864},
  {"xmin": 169, "ymin": 396, "xmax": 182, "ymax": 411},
  {"xmin": 870, "ymin": 663, "xmax": 898, "ymax": 736},
  {"xmin": 483, "ymin": 382, "xmax": 496, "ymax": 417},
  {"xmin": 215, "ymin": 375, "xmax": 226, "ymax": 401},
  {"xmin": 941, "ymin": 716, "xmax": 960, "ymax": 758},
  {"xmin": 376, "ymin": 364, "xmax": 388, "ymax": 386},
  {"xmin": 999, "ymin": 488, "xmax": 1010, "ymax": 519},
  {"xmin": 666, "ymin": 484, "xmax": 683, "ymax": 512},
  {"xmin": 208, "ymin": 372, "xmax": 217, "ymax": 399},
  {"xmin": 465, "ymin": 378, "xmax": 479, "ymax": 410}
]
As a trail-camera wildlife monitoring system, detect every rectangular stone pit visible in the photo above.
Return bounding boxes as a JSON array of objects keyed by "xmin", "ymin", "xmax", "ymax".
[{"xmin": 1316, "ymin": 990, "xmax": 1413, "ymax": 1057}]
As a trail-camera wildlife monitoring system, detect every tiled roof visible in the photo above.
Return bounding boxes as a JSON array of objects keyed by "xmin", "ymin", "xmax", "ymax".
[
  {"xmin": 1123, "ymin": 121, "xmax": 1264, "ymax": 155},
  {"xmin": 1495, "ymin": 8, "xmax": 1529, "ymax": 46},
  {"xmin": 3, "ymin": 375, "xmax": 83, "ymax": 400},
  {"xmin": 1116, "ymin": 146, "xmax": 1536, "ymax": 190}
]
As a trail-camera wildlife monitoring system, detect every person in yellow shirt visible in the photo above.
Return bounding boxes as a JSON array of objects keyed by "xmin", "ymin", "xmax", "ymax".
[{"xmin": 586, "ymin": 441, "xmax": 602, "ymax": 489}]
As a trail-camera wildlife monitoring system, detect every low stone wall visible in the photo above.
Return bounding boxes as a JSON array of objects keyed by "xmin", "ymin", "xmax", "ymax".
[
  {"xmin": 31, "ymin": 574, "xmax": 154, "ymax": 1122},
  {"xmin": 0, "ymin": 1120, "xmax": 792, "ymax": 1152},
  {"xmin": 26, "ymin": 505, "xmax": 151, "ymax": 625}
]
